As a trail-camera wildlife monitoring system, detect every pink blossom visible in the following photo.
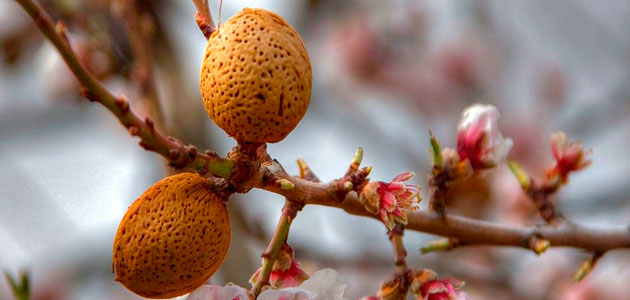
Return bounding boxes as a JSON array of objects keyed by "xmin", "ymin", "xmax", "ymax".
[
  {"xmin": 359, "ymin": 172, "xmax": 420, "ymax": 230},
  {"xmin": 547, "ymin": 132, "xmax": 591, "ymax": 183},
  {"xmin": 456, "ymin": 104, "xmax": 512, "ymax": 170},
  {"xmin": 410, "ymin": 269, "xmax": 466, "ymax": 300},
  {"xmin": 250, "ymin": 244, "xmax": 309, "ymax": 289}
]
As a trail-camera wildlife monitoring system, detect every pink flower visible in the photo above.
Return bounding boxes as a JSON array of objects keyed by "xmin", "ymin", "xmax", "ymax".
[
  {"xmin": 547, "ymin": 132, "xmax": 591, "ymax": 183},
  {"xmin": 410, "ymin": 269, "xmax": 466, "ymax": 300},
  {"xmin": 456, "ymin": 104, "xmax": 512, "ymax": 170},
  {"xmin": 250, "ymin": 244, "xmax": 309, "ymax": 289},
  {"xmin": 359, "ymin": 172, "xmax": 420, "ymax": 230}
]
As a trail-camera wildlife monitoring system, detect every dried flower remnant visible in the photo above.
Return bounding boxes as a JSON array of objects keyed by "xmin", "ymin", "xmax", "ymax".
[
  {"xmin": 250, "ymin": 244, "xmax": 309, "ymax": 289},
  {"xmin": 410, "ymin": 269, "xmax": 467, "ymax": 300},
  {"xmin": 377, "ymin": 274, "xmax": 408, "ymax": 300},
  {"xmin": 456, "ymin": 104, "xmax": 513, "ymax": 171},
  {"xmin": 547, "ymin": 132, "xmax": 591, "ymax": 183},
  {"xmin": 360, "ymin": 172, "xmax": 421, "ymax": 230}
]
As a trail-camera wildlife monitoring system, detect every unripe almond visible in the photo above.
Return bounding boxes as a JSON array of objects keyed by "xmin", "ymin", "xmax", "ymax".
[
  {"xmin": 113, "ymin": 173, "xmax": 231, "ymax": 299},
  {"xmin": 200, "ymin": 8, "xmax": 312, "ymax": 144}
]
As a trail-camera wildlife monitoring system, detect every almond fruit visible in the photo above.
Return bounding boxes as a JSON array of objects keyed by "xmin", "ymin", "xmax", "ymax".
[
  {"xmin": 113, "ymin": 173, "xmax": 231, "ymax": 298},
  {"xmin": 200, "ymin": 8, "xmax": 312, "ymax": 144}
]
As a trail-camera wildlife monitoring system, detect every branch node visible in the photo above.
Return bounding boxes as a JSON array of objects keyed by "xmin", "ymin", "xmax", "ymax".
[
  {"xmin": 528, "ymin": 236, "xmax": 550, "ymax": 255},
  {"xmin": 276, "ymin": 179, "xmax": 295, "ymax": 190},
  {"xmin": 79, "ymin": 87, "xmax": 99, "ymax": 102},
  {"xmin": 114, "ymin": 95, "xmax": 130, "ymax": 114},
  {"xmin": 186, "ymin": 145, "xmax": 198, "ymax": 160},
  {"xmin": 145, "ymin": 117, "xmax": 155, "ymax": 133},
  {"xmin": 138, "ymin": 140, "xmax": 154, "ymax": 151},
  {"xmin": 343, "ymin": 181, "xmax": 353, "ymax": 192},
  {"xmin": 128, "ymin": 125, "xmax": 140, "ymax": 136},
  {"xmin": 54, "ymin": 20, "xmax": 69, "ymax": 45},
  {"xmin": 195, "ymin": 12, "xmax": 214, "ymax": 40}
]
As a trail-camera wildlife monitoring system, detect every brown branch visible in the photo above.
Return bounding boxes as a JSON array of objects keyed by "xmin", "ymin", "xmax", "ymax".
[
  {"xmin": 16, "ymin": 0, "xmax": 234, "ymax": 178},
  {"xmin": 17, "ymin": 0, "xmax": 630, "ymax": 260},
  {"xmin": 253, "ymin": 159, "xmax": 630, "ymax": 253}
]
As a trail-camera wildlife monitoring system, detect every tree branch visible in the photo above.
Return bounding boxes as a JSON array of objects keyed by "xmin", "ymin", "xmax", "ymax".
[
  {"xmin": 15, "ymin": 0, "xmax": 233, "ymax": 178},
  {"xmin": 16, "ymin": 0, "xmax": 630, "ymax": 258}
]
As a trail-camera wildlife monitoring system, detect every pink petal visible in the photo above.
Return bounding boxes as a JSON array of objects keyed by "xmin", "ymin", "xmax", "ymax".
[
  {"xmin": 380, "ymin": 192, "xmax": 397, "ymax": 212},
  {"xmin": 422, "ymin": 281, "xmax": 449, "ymax": 295},
  {"xmin": 440, "ymin": 278, "xmax": 464, "ymax": 290},
  {"xmin": 392, "ymin": 172, "xmax": 415, "ymax": 183},
  {"xmin": 384, "ymin": 182, "xmax": 405, "ymax": 193}
]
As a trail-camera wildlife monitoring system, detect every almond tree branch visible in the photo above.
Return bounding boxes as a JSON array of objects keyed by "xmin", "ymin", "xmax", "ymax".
[
  {"xmin": 17, "ymin": 0, "xmax": 630, "ymax": 257},
  {"xmin": 16, "ymin": 0, "xmax": 233, "ymax": 178},
  {"xmin": 255, "ymin": 159, "xmax": 630, "ymax": 253}
]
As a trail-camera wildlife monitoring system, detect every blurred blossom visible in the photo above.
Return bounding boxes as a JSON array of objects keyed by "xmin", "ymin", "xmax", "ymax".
[
  {"xmin": 537, "ymin": 65, "xmax": 567, "ymax": 106},
  {"xmin": 457, "ymin": 104, "xmax": 513, "ymax": 170},
  {"xmin": 258, "ymin": 269, "xmax": 347, "ymax": 300},
  {"xmin": 437, "ymin": 47, "xmax": 477, "ymax": 90},
  {"xmin": 178, "ymin": 285, "xmax": 249, "ymax": 300},
  {"xmin": 359, "ymin": 172, "xmax": 420, "ymax": 230},
  {"xmin": 547, "ymin": 132, "xmax": 591, "ymax": 183},
  {"xmin": 250, "ymin": 244, "xmax": 309, "ymax": 288},
  {"xmin": 335, "ymin": 14, "xmax": 382, "ymax": 79}
]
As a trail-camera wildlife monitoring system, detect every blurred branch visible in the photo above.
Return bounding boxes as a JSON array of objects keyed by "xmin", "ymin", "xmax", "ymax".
[
  {"xmin": 17, "ymin": 0, "xmax": 630, "ymax": 268},
  {"xmin": 113, "ymin": 0, "xmax": 164, "ymax": 125},
  {"xmin": 15, "ymin": 0, "xmax": 233, "ymax": 178}
]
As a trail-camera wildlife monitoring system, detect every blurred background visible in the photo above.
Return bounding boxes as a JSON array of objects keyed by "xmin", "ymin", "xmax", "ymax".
[{"xmin": 1, "ymin": 0, "xmax": 629, "ymax": 299}]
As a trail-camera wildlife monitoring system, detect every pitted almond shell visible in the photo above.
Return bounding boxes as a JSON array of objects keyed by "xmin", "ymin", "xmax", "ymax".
[
  {"xmin": 113, "ymin": 173, "xmax": 231, "ymax": 299},
  {"xmin": 200, "ymin": 8, "xmax": 312, "ymax": 143}
]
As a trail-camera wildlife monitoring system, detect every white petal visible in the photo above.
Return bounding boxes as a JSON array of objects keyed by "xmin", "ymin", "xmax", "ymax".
[
  {"xmin": 186, "ymin": 285, "xmax": 250, "ymax": 300},
  {"xmin": 298, "ymin": 269, "xmax": 348, "ymax": 300},
  {"xmin": 258, "ymin": 288, "xmax": 317, "ymax": 300}
]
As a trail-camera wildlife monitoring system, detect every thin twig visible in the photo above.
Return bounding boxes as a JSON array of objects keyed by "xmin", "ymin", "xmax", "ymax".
[{"xmin": 251, "ymin": 200, "xmax": 301, "ymax": 296}]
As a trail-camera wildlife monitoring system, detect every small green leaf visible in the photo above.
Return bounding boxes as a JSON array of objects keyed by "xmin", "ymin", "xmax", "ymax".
[
  {"xmin": 429, "ymin": 132, "xmax": 444, "ymax": 168},
  {"xmin": 507, "ymin": 160, "xmax": 531, "ymax": 191}
]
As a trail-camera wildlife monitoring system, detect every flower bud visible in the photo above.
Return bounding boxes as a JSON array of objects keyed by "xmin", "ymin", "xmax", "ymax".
[
  {"xmin": 359, "ymin": 173, "xmax": 420, "ymax": 230},
  {"xmin": 250, "ymin": 244, "xmax": 309, "ymax": 289},
  {"xmin": 456, "ymin": 104, "xmax": 512, "ymax": 171},
  {"xmin": 547, "ymin": 132, "xmax": 591, "ymax": 183}
]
